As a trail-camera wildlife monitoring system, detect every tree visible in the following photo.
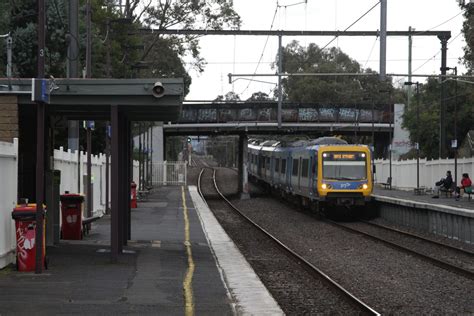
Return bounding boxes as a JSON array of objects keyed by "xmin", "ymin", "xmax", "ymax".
[
  {"xmin": 214, "ymin": 91, "xmax": 241, "ymax": 102},
  {"xmin": 136, "ymin": 1, "xmax": 241, "ymax": 73},
  {"xmin": 246, "ymin": 91, "xmax": 273, "ymax": 101},
  {"xmin": 276, "ymin": 41, "xmax": 395, "ymax": 104},
  {"xmin": 402, "ymin": 78, "xmax": 473, "ymax": 159},
  {"xmin": 459, "ymin": 1, "xmax": 474, "ymax": 73}
]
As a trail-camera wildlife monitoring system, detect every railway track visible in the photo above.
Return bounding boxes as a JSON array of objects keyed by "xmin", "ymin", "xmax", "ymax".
[
  {"xmin": 198, "ymin": 167, "xmax": 380, "ymax": 316},
  {"xmin": 327, "ymin": 220, "xmax": 474, "ymax": 280}
]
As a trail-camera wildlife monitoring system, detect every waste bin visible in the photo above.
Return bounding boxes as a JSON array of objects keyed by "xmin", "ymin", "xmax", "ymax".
[
  {"xmin": 60, "ymin": 193, "xmax": 84, "ymax": 240},
  {"xmin": 11, "ymin": 204, "xmax": 46, "ymax": 272},
  {"xmin": 131, "ymin": 182, "xmax": 137, "ymax": 209}
]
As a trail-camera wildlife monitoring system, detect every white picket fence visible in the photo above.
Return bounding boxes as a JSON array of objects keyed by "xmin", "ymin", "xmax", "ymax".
[
  {"xmin": 0, "ymin": 143, "xmax": 139, "ymax": 268},
  {"xmin": 374, "ymin": 157, "xmax": 474, "ymax": 190},
  {"xmin": 152, "ymin": 161, "xmax": 187, "ymax": 186},
  {"xmin": 0, "ymin": 139, "xmax": 18, "ymax": 269}
]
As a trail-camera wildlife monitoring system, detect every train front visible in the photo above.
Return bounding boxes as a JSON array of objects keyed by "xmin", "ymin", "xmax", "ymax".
[{"xmin": 317, "ymin": 145, "xmax": 373, "ymax": 207}]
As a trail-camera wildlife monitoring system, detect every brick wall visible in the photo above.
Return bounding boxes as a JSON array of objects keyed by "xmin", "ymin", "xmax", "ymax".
[{"xmin": 0, "ymin": 96, "xmax": 18, "ymax": 142}]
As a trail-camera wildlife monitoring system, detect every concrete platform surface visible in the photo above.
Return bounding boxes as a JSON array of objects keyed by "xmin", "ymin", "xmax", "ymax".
[
  {"xmin": 0, "ymin": 186, "xmax": 280, "ymax": 315},
  {"xmin": 373, "ymin": 187, "xmax": 474, "ymax": 217}
]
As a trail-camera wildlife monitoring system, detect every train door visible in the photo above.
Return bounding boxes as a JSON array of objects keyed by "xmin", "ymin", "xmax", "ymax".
[
  {"xmin": 311, "ymin": 151, "xmax": 318, "ymax": 196},
  {"xmin": 298, "ymin": 157, "xmax": 302, "ymax": 190}
]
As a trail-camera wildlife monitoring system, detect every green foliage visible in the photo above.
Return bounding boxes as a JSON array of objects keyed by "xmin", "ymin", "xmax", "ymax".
[
  {"xmin": 402, "ymin": 78, "xmax": 474, "ymax": 159},
  {"xmin": 459, "ymin": 1, "xmax": 474, "ymax": 73},
  {"xmin": 247, "ymin": 91, "xmax": 273, "ymax": 101},
  {"xmin": 214, "ymin": 91, "xmax": 241, "ymax": 101},
  {"xmin": 0, "ymin": 0, "xmax": 241, "ymax": 96},
  {"xmin": 276, "ymin": 41, "xmax": 395, "ymax": 104}
]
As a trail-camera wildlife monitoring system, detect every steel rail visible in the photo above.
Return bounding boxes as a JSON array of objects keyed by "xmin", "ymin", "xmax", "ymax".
[
  {"xmin": 360, "ymin": 220, "xmax": 474, "ymax": 257},
  {"xmin": 327, "ymin": 220, "xmax": 474, "ymax": 281},
  {"xmin": 199, "ymin": 167, "xmax": 380, "ymax": 316}
]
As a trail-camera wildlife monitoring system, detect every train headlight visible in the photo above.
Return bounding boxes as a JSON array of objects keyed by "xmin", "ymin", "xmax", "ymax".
[
  {"xmin": 361, "ymin": 153, "xmax": 366, "ymax": 158},
  {"xmin": 321, "ymin": 183, "xmax": 327, "ymax": 190},
  {"xmin": 362, "ymin": 184, "xmax": 368, "ymax": 190}
]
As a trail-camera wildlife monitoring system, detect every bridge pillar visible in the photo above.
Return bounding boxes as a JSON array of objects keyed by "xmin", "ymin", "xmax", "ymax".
[{"xmin": 238, "ymin": 134, "xmax": 250, "ymax": 200}]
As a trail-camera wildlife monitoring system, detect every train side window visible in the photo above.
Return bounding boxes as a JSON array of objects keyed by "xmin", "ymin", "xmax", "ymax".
[
  {"xmin": 266, "ymin": 157, "xmax": 270, "ymax": 170},
  {"xmin": 301, "ymin": 159, "xmax": 309, "ymax": 178},
  {"xmin": 275, "ymin": 158, "xmax": 280, "ymax": 172},
  {"xmin": 292, "ymin": 158, "xmax": 299, "ymax": 176},
  {"xmin": 281, "ymin": 159, "xmax": 286, "ymax": 173}
]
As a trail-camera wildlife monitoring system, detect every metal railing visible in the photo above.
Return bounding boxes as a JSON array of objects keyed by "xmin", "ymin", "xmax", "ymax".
[{"xmin": 152, "ymin": 161, "xmax": 187, "ymax": 186}]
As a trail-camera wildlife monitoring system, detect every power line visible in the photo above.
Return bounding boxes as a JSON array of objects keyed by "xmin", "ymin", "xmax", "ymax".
[
  {"xmin": 321, "ymin": 1, "xmax": 380, "ymax": 50},
  {"xmin": 394, "ymin": 31, "xmax": 463, "ymax": 85},
  {"xmin": 363, "ymin": 36, "xmax": 379, "ymax": 68},
  {"xmin": 240, "ymin": 3, "xmax": 279, "ymax": 95}
]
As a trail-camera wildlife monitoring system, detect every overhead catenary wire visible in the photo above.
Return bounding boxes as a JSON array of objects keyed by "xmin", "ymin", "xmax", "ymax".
[
  {"xmin": 395, "ymin": 30, "xmax": 463, "ymax": 85},
  {"xmin": 321, "ymin": 1, "xmax": 380, "ymax": 50},
  {"xmin": 239, "ymin": 2, "xmax": 279, "ymax": 96}
]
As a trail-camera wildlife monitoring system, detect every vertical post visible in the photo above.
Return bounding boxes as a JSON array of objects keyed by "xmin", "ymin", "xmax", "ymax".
[
  {"xmin": 111, "ymin": 105, "xmax": 122, "ymax": 261},
  {"xmin": 150, "ymin": 125, "xmax": 153, "ymax": 186},
  {"xmin": 277, "ymin": 34, "xmax": 283, "ymax": 129},
  {"xmin": 239, "ymin": 135, "xmax": 250, "ymax": 199},
  {"xmin": 438, "ymin": 35, "xmax": 450, "ymax": 158},
  {"xmin": 67, "ymin": 0, "xmax": 80, "ymax": 191},
  {"xmin": 138, "ymin": 123, "xmax": 142, "ymax": 191},
  {"xmin": 454, "ymin": 67, "xmax": 458, "ymax": 187},
  {"xmin": 85, "ymin": 0, "xmax": 92, "ymax": 78},
  {"xmin": 389, "ymin": 102, "xmax": 392, "ymax": 190},
  {"xmin": 35, "ymin": 0, "xmax": 46, "ymax": 274},
  {"xmin": 6, "ymin": 36, "xmax": 12, "ymax": 78},
  {"xmin": 86, "ymin": 126, "xmax": 92, "ymax": 220},
  {"xmin": 416, "ymin": 83, "xmax": 420, "ymax": 190},
  {"xmin": 379, "ymin": 0, "xmax": 387, "ymax": 81},
  {"xmin": 105, "ymin": 123, "xmax": 110, "ymax": 214},
  {"xmin": 407, "ymin": 26, "xmax": 413, "ymax": 109}
]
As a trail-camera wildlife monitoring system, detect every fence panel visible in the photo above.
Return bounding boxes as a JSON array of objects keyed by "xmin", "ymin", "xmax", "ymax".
[
  {"xmin": 0, "ymin": 139, "xmax": 18, "ymax": 268},
  {"xmin": 375, "ymin": 157, "xmax": 474, "ymax": 190},
  {"xmin": 152, "ymin": 161, "xmax": 187, "ymax": 186}
]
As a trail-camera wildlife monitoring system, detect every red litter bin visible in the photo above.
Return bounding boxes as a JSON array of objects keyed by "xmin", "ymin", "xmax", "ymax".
[
  {"xmin": 131, "ymin": 182, "xmax": 137, "ymax": 209},
  {"xmin": 60, "ymin": 193, "xmax": 84, "ymax": 240},
  {"xmin": 11, "ymin": 204, "xmax": 46, "ymax": 272}
]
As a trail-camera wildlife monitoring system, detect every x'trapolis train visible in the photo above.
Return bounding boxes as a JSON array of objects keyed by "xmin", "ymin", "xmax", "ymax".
[{"xmin": 247, "ymin": 137, "xmax": 373, "ymax": 213}]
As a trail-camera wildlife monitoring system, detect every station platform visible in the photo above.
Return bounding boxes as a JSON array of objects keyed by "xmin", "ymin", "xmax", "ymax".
[
  {"xmin": 373, "ymin": 186, "xmax": 474, "ymax": 217},
  {"xmin": 0, "ymin": 186, "xmax": 282, "ymax": 315}
]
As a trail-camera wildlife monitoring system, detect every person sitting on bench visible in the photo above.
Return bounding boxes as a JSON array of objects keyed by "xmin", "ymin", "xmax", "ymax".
[
  {"xmin": 432, "ymin": 170, "xmax": 453, "ymax": 198},
  {"xmin": 455, "ymin": 173, "xmax": 472, "ymax": 200}
]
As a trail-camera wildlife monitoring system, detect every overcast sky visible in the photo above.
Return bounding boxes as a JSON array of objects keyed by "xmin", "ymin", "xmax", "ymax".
[{"xmin": 184, "ymin": 0, "xmax": 467, "ymax": 101}]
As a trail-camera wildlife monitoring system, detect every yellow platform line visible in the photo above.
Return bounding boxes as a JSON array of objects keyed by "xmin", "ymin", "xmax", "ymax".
[{"xmin": 182, "ymin": 186, "xmax": 195, "ymax": 316}]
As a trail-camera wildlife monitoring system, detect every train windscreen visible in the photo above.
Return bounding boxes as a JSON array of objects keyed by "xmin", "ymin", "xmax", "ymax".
[{"xmin": 322, "ymin": 152, "xmax": 367, "ymax": 180}]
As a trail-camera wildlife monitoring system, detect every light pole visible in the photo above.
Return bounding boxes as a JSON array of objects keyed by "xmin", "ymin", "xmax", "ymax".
[
  {"xmin": 442, "ymin": 66, "xmax": 458, "ymax": 186},
  {"xmin": 404, "ymin": 81, "xmax": 420, "ymax": 190}
]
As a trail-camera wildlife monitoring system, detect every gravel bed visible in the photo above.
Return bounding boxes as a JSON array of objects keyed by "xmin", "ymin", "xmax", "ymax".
[
  {"xmin": 369, "ymin": 217, "xmax": 474, "ymax": 253},
  {"xmin": 207, "ymin": 198, "xmax": 359, "ymax": 315},
  {"xmin": 231, "ymin": 195, "xmax": 474, "ymax": 314},
  {"xmin": 339, "ymin": 221, "xmax": 474, "ymax": 273}
]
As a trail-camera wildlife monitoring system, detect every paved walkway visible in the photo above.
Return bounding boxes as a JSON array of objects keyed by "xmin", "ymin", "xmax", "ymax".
[
  {"xmin": 0, "ymin": 187, "xmax": 233, "ymax": 315},
  {"xmin": 373, "ymin": 187, "xmax": 474, "ymax": 212}
]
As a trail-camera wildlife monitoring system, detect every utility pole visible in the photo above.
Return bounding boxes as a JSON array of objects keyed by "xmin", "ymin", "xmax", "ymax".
[
  {"xmin": 67, "ymin": 0, "xmax": 80, "ymax": 192},
  {"xmin": 6, "ymin": 36, "xmax": 12, "ymax": 78},
  {"xmin": 407, "ymin": 26, "xmax": 413, "ymax": 109},
  {"xmin": 379, "ymin": 0, "xmax": 387, "ymax": 81},
  {"xmin": 277, "ymin": 35, "xmax": 283, "ymax": 129},
  {"xmin": 35, "ymin": 0, "xmax": 46, "ymax": 274},
  {"xmin": 439, "ymin": 34, "xmax": 450, "ymax": 158},
  {"xmin": 86, "ymin": 0, "xmax": 92, "ymax": 78}
]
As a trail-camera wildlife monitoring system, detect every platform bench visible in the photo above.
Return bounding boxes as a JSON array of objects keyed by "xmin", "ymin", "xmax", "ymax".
[{"xmin": 380, "ymin": 177, "xmax": 392, "ymax": 189}]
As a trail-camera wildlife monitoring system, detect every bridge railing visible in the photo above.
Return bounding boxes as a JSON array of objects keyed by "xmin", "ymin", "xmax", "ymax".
[
  {"xmin": 179, "ymin": 103, "xmax": 392, "ymax": 124},
  {"xmin": 152, "ymin": 161, "xmax": 187, "ymax": 186}
]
